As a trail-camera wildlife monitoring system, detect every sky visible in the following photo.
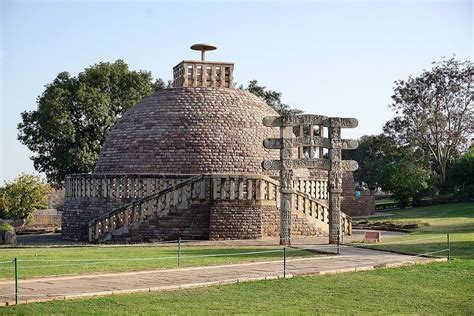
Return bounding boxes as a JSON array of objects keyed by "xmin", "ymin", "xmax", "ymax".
[{"xmin": 0, "ymin": 0, "xmax": 472, "ymax": 183}]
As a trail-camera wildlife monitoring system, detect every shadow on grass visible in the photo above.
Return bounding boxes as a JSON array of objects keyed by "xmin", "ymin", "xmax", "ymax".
[{"xmin": 357, "ymin": 240, "xmax": 474, "ymax": 260}]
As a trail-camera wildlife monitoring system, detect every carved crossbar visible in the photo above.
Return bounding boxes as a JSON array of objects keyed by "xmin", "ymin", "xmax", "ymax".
[
  {"xmin": 263, "ymin": 115, "xmax": 358, "ymax": 128},
  {"xmin": 262, "ymin": 158, "xmax": 359, "ymax": 172},
  {"xmin": 263, "ymin": 136, "xmax": 358, "ymax": 150},
  {"xmin": 262, "ymin": 113, "xmax": 359, "ymax": 245}
]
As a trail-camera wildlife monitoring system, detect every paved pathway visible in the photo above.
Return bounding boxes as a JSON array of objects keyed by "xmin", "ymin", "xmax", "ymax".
[{"xmin": 0, "ymin": 245, "xmax": 444, "ymax": 306}]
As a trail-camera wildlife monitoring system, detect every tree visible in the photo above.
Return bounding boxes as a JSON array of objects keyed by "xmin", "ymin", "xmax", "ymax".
[
  {"xmin": 380, "ymin": 156, "xmax": 430, "ymax": 208},
  {"xmin": 448, "ymin": 145, "xmax": 474, "ymax": 196},
  {"xmin": 0, "ymin": 174, "xmax": 53, "ymax": 222},
  {"xmin": 243, "ymin": 80, "xmax": 303, "ymax": 116},
  {"xmin": 18, "ymin": 60, "xmax": 163, "ymax": 187},
  {"xmin": 342, "ymin": 134, "xmax": 400, "ymax": 194},
  {"xmin": 384, "ymin": 57, "xmax": 473, "ymax": 183}
]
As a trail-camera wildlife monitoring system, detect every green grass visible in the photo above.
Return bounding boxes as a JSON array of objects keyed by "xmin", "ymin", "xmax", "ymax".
[
  {"xmin": 2, "ymin": 202, "xmax": 473, "ymax": 314},
  {"xmin": 375, "ymin": 197, "xmax": 396, "ymax": 205},
  {"xmin": 0, "ymin": 245, "xmax": 312, "ymax": 280},
  {"xmin": 353, "ymin": 202, "xmax": 474, "ymax": 259},
  {"xmin": 2, "ymin": 260, "xmax": 473, "ymax": 315}
]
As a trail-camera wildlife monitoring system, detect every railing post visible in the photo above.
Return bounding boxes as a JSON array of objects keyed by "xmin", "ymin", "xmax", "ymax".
[
  {"xmin": 14, "ymin": 257, "xmax": 18, "ymax": 305},
  {"xmin": 283, "ymin": 247, "xmax": 287, "ymax": 279},
  {"xmin": 177, "ymin": 237, "xmax": 181, "ymax": 267},
  {"xmin": 447, "ymin": 233, "xmax": 450, "ymax": 261},
  {"xmin": 337, "ymin": 234, "xmax": 340, "ymax": 255}
]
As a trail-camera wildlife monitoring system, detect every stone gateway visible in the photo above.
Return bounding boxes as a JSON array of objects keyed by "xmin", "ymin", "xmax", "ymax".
[{"xmin": 62, "ymin": 45, "xmax": 370, "ymax": 243}]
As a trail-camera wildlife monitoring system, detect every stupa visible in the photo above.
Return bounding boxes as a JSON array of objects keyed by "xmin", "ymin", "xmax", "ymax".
[{"xmin": 62, "ymin": 44, "xmax": 365, "ymax": 243}]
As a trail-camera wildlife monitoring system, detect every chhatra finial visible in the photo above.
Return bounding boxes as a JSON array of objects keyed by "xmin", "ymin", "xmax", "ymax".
[{"xmin": 190, "ymin": 43, "xmax": 217, "ymax": 61}]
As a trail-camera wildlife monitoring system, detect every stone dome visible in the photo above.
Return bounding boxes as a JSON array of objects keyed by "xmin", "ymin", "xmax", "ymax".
[{"xmin": 94, "ymin": 87, "xmax": 280, "ymax": 175}]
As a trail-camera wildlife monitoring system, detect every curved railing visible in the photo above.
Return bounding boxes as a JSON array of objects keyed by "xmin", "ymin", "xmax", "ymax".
[
  {"xmin": 88, "ymin": 175, "xmax": 205, "ymax": 242},
  {"xmin": 65, "ymin": 173, "xmax": 193, "ymax": 199},
  {"xmin": 86, "ymin": 173, "xmax": 350, "ymax": 243},
  {"xmin": 66, "ymin": 173, "xmax": 329, "ymax": 201},
  {"xmin": 293, "ymin": 189, "xmax": 352, "ymax": 235}
]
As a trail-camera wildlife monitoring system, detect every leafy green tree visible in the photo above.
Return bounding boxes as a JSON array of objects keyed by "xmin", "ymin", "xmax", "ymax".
[
  {"xmin": 243, "ymin": 80, "xmax": 303, "ymax": 116},
  {"xmin": 380, "ymin": 156, "xmax": 430, "ymax": 208},
  {"xmin": 343, "ymin": 134, "xmax": 400, "ymax": 194},
  {"xmin": 384, "ymin": 57, "xmax": 473, "ymax": 183},
  {"xmin": 448, "ymin": 146, "xmax": 474, "ymax": 196},
  {"xmin": 0, "ymin": 174, "xmax": 53, "ymax": 222},
  {"xmin": 18, "ymin": 60, "xmax": 163, "ymax": 187}
]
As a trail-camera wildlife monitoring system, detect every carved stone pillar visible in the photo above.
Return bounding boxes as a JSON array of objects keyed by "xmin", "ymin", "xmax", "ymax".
[
  {"xmin": 279, "ymin": 126, "xmax": 294, "ymax": 245},
  {"xmin": 328, "ymin": 125, "xmax": 343, "ymax": 244}
]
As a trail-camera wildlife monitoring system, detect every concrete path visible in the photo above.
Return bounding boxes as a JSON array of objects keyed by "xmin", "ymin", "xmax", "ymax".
[{"xmin": 0, "ymin": 245, "xmax": 444, "ymax": 306}]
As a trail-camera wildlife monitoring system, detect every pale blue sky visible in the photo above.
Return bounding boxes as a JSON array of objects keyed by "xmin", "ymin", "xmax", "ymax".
[{"xmin": 1, "ymin": 0, "xmax": 472, "ymax": 183}]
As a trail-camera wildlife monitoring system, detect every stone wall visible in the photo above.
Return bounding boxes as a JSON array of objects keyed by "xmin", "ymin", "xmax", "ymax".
[
  {"xmin": 341, "ymin": 172, "xmax": 375, "ymax": 216},
  {"xmin": 62, "ymin": 197, "xmax": 131, "ymax": 241},
  {"xmin": 125, "ymin": 201, "xmax": 211, "ymax": 242},
  {"xmin": 94, "ymin": 88, "xmax": 280, "ymax": 176},
  {"xmin": 209, "ymin": 201, "xmax": 263, "ymax": 240},
  {"xmin": 341, "ymin": 195, "xmax": 376, "ymax": 217},
  {"xmin": 261, "ymin": 204, "xmax": 279, "ymax": 237}
]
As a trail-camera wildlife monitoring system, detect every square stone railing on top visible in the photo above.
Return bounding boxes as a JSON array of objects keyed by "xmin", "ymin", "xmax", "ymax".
[{"xmin": 65, "ymin": 174, "xmax": 329, "ymax": 201}]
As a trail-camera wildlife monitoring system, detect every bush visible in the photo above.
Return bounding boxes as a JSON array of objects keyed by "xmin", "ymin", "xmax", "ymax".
[
  {"xmin": 447, "ymin": 147, "xmax": 474, "ymax": 197},
  {"xmin": 0, "ymin": 173, "xmax": 52, "ymax": 221},
  {"xmin": 0, "ymin": 222, "xmax": 14, "ymax": 233},
  {"xmin": 380, "ymin": 157, "xmax": 430, "ymax": 208}
]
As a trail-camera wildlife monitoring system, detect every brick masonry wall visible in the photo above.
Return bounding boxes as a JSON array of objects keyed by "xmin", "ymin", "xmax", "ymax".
[
  {"xmin": 342, "ymin": 172, "xmax": 356, "ymax": 197},
  {"xmin": 94, "ymin": 87, "xmax": 279, "ymax": 176},
  {"xmin": 341, "ymin": 195, "xmax": 376, "ymax": 217},
  {"xmin": 261, "ymin": 204, "xmax": 279, "ymax": 237},
  {"xmin": 209, "ymin": 201, "xmax": 263, "ymax": 240},
  {"xmin": 62, "ymin": 197, "xmax": 131, "ymax": 241},
  {"xmin": 261, "ymin": 203, "xmax": 324, "ymax": 238},
  {"xmin": 341, "ymin": 172, "xmax": 376, "ymax": 216},
  {"xmin": 125, "ymin": 202, "xmax": 211, "ymax": 242}
]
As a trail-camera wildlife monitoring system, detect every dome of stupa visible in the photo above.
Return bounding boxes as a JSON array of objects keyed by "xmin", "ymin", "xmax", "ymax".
[{"xmin": 94, "ymin": 87, "xmax": 279, "ymax": 174}]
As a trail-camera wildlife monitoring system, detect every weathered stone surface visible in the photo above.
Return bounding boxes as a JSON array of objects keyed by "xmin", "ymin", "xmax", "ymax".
[
  {"xmin": 263, "ymin": 115, "xmax": 358, "ymax": 128},
  {"xmin": 263, "ymin": 137, "xmax": 358, "ymax": 150},
  {"xmin": 262, "ymin": 158, "xmax": 358, "ymax": 172},
  {"xmin": 0, "ymin": 231, "xmax": 16, "ymax": 245},
  {"xmin": 94, "ymin": 87, "xmax": 280, "ymax": 175},
  {"xmin": 62, "ymin": 197, "xmax": 130, "ymax": 241}
]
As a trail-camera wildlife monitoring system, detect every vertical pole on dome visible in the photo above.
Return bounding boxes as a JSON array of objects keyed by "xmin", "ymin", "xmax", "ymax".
[{"xmin": 190, "ymin": 43, "xmax": 217, "ymax": 62}]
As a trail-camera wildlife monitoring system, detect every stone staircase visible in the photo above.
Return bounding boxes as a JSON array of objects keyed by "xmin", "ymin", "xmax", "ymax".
[{"xmin": 87, "ymin": 174, "xmax": 351, "ymax": 243}]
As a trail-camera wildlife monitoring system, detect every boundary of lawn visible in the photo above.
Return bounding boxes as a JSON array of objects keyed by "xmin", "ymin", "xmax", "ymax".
[{"xmin": 1, "ymin": 255, "xmax": 446, "ymax": 306}]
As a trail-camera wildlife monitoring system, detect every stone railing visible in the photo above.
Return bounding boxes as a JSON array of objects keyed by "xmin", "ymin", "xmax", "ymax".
[
  {"xmin": 294, "ymin": 178, "xmax": 329, "ymax": 200},
  {"xmin": 66, "ymin": 173, "xmax": 329, "ymax": 201},
  {"xmin": 211, "ymin": 174, "xmax": 279, "ymax": 202},
  {"xmin": 88, "ymin": 175, "xmax": 205, "ymax": 242},
  {"xmin": 293, "ymin": 190, "xmax": 352, "ymax": 235},
  {"xmin": 86, "ymin": 173, "xmax": 347, "ymax": 242},
  {"xmin": 88, "ymin": 174, "xmax": 281, "ymax": 242},
  {"xmin": 65, "ymin": 174, "xmax": 193, "ymax": 199}
]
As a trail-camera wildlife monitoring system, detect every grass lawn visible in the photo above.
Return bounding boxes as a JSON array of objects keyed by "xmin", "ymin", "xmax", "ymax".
[
  {"xmin": 353, "ymin": 202, "xmax": 474, "ymax": 259},
  {"xmin": 0, "ymin": 245, "xmax": 311, "ymax": 280},
  {"xmin": 2, "ymin": 202, "xmax": 473, "ymax": 314},
  {"xmin": 374, "ymin": 197, "xmax": 396, "ymax": 205}
]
